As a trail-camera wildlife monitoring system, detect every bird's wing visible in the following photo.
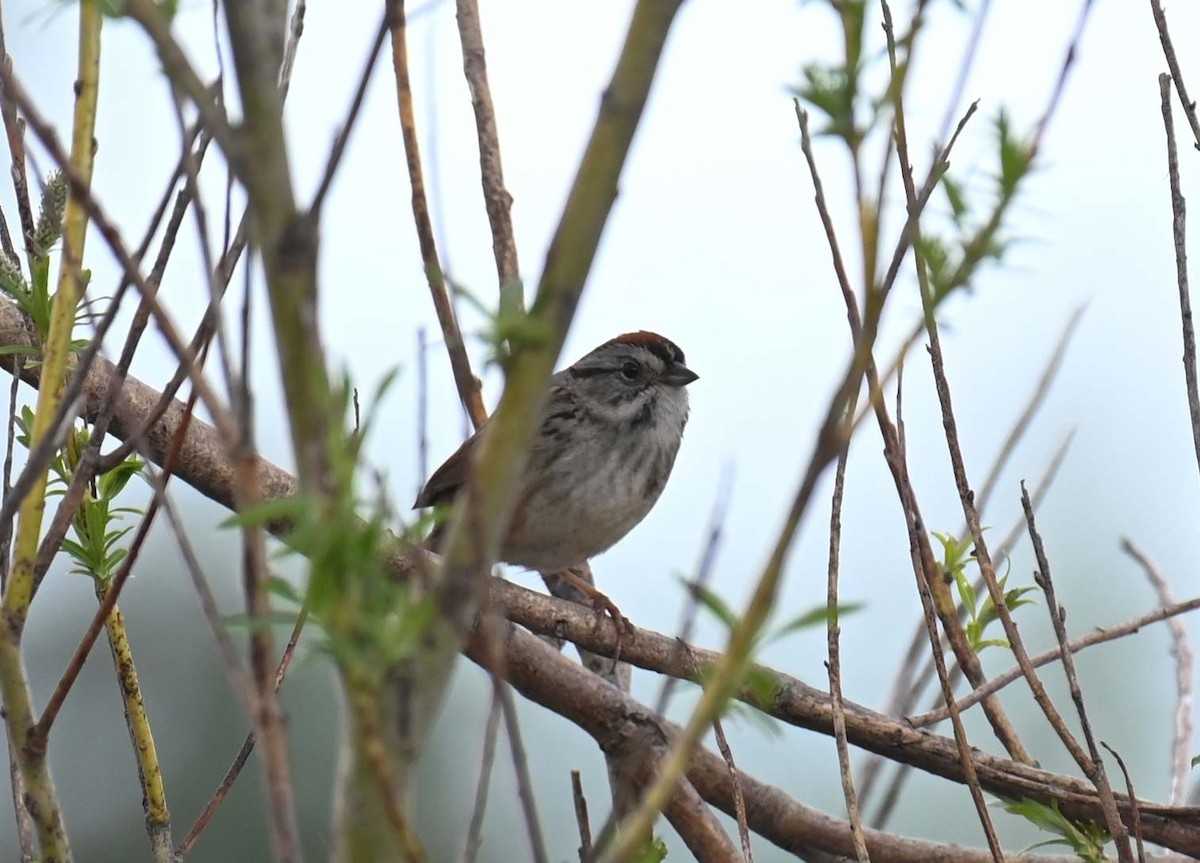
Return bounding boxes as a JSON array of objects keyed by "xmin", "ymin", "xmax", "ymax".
[{"xmin": 413, "ymin": 429, "xmax": 482, "ymax": 509}]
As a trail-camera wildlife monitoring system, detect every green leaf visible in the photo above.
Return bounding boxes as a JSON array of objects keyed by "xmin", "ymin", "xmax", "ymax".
[
  {"xmin": 973, "ymin": 638, "xmax": 1010, "ymax": 652},
  {"xmin": 942, "ymin": 173, "xmax": 969, "ymax": 225},
  {"xmin": 769, "ymin": 601, "xmax": 865, "ymax": 640},
  {"xmin": 723, "ymin": 699, "xmax": 782, "ymax": 738},
  {"xmin": 630, "ymin": 835, "xmax": 669, "ymax": 863},
  {"xmin": 1003, "ymin": 798, "xmax": 1109, "ymax": 862},
  {"xmin": 222, "ymin": 496, "xmax": 309, "ymax": 532},
  {"xmin": 97, "ymin": 456, "xmax": 144, "ymax": 500},
  {"xmin": 680, "ymin": 577, "xmax": 739, "ymax": 631},
  {"xmin": 953, "ymin": 568, "xmax": 977, "ymax": 619},
  {"xmin": 740, "ymin": 666, "xmax": 780, "ymax": 709},
  {"xmin": 0, "ymin": 344, "xmax": 38, "ymax": 358},
  {"xmin": 267, "ymin": 575, "xmax": 304, "ymax": 606}
]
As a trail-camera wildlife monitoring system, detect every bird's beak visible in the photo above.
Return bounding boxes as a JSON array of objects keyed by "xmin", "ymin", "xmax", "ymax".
[{"xmin": 662, "ymin": 362, "xmax": 699, "ymax": 387}]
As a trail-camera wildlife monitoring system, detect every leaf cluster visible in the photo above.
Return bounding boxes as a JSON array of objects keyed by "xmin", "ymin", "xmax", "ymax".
[
  {"xmin": 15, "ymin": 407, "xmax": 145, "ymax": 581},
  {"xmin": 228, "ymin": 368, "xmax": 437, "ymax": 687},
  {"xmin": 1003, "ymin": 797, "xmax": 1110, "ymax": 862},
  {"xmin": 932, "ymin": 529, "xmax": 1037, "ymax": 653}
]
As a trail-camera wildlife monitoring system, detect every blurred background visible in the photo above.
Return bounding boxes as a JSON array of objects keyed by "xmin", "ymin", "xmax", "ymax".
[{"xmin": 3, "ymin": 0, "xmax": 1200, "ymax": 859}]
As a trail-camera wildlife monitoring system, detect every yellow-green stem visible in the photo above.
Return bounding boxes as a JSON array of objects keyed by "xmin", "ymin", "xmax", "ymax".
[
  {"xmin": 4, "ymin": 0, "xmax": 101, "ymax": 619},
  {"xmin": 97, "ymin": 586, "xmax": 173, "ymax": 859},
  {"xmin": 0, "ymin": 4, "xmax": 102, "ymax": 860}
]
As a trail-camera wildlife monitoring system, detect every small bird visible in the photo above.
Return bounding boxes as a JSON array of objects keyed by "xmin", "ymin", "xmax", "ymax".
[{"xmin": 414, "ymin": 331, "xmax": 698, "ymax": 623}]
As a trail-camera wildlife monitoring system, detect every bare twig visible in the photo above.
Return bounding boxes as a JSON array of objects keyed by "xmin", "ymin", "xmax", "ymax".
[
  {"xmin": 935, "ymin": 0, "xmax": 992, "ymax": 147},
  {"xmin": 1103, "ymin": 743, "xmax": 1147, "ymax": 863},
  {"xmin": 911, "ymin": 587, "xmax": 1200, "ymax": 727},
  {"xmin": 1159, "ymin": 74, "xmax": 1200, "ymax": 479},
  {"xmin": 390, "ymin": 0, "xmax": 486, "ymax": 429},
  {"xmin": 1150, "ymin": 0, "xmax": 1200, "ymax": 152},
  {"xmin": 497, "ymin": 684, "xmax": 549, "ymax": 863},
  {"xmin": 1022, "ymin": 483, "xmax": 1132, "ymax": 861},
  {"xmin": 571, "ymin": 770, "xmax": 592, "ymax": 862},
  {"xmin": 176, "ymin": 604, "xmax": 310, "ymax": 857},
  {"xmin": 461, "ymin": 696, "xmax": 502, "ymax": 863},
  {"xmin": 310, "ymin": 8, "xmax": 391, "ymax": 215},
  {"xmin": 454, "ymin": 0, "xmax": 521, "ymax": 304},
  {"xmin": 417, "ymin": 326, "xmax": 430, "ymax": 496},
  {"xmin": 804, "ymin": 80, "xmax": 1029, "ymax": 768},
  {"xmin": 0, "ymin": 4, "xmax": 34, "ymax": 262},
  {"xmin": 882, "ymin": 430, "xmax": 1075, "ymax": 746},
  {"xmin": 711, "ymin": 716, "xmax": 753, "ymax": 862},
  {"xmin": 278, "ymin": 1, "xmax": 307, "ymax": 98},
  {"xmin": 1121, "ymin": 539, "xmax": 1192, "ymax": 807},
  {"xmin": 654, "ymin": 464, "xmax": 732, "ymax": 716},
  {"xmin": 826, "ymin": 388, "xmax": 869, "ymax": 863},
  {"xmin": 124, "ymin": 0, "xmax": 237, "ymax": 159},
  {"xmin": 0, "ymin": 65, "xmax": 238, "ymax": 446}
]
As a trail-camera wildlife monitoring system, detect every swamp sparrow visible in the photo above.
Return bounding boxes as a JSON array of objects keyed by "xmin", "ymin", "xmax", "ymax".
[{"xmin": 414, "ymin": 331, "xmax": 698, "ymax": 622}]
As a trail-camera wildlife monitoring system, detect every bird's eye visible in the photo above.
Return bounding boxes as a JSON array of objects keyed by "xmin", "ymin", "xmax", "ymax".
[{"xmin": 620, "ymin": 361, "xmax": 642, "ymax": 381}]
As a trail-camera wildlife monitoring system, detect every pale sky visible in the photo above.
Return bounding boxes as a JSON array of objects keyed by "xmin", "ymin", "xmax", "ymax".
[{"xmin": 6, "ymin": 1, "xmax": 1200, "ymax": 860}]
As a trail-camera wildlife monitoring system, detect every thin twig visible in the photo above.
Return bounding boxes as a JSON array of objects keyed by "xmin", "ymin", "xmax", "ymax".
[
  {"xmin": 390, "ymin": 0, "xmax": 486, "ymax": 429},
  {"xmin": 496, "ymin": 683, "xmax": 550, "ymax": 863},
  {"xmin": 310, "ymin": 8, "xmax": 391, "ymax": 215},
  {"xmin": 454, "ymin": 0, "xmax": 521, "ymax": 310},
  {"xmin": 711, "ymin": 716, "xmax": 753, "ymax": 862},
  {"xmin": 1150, "ymin": 0, "xmax": 1200, "ymax": 152},
  {"xmin": 825, "ymin": 377, "xmax": 868, "ymax": 863},
  {"xmin": 1121, "ymin": 539, "xmax": 1192, "ymax": 807},
  {"xmin": 912, "ymin": 587, "xmax": 1200, "ymax": 726},
  {"xmin": 30, "ymin": 401, "xmax": 193, "ymax": 742},
  {"xmin": 891, "ymin": 0, "xmax": 1080, "ymax": 778},
  {"xmin": 124, "ymin": 0, "xmax": 237, "ymax": 165},
  {"xmin": 571, "ymin": 770, "xmax": 592, "ymax": 862},
  {"xmin": 876, "ymin": 304, "xmax": 1082, "ymax": 749},
  {"xmin": 278, "ymin": 1, "xmax": 306, "ymax": 98},
  {"xmin": 417, "ymin": 326, "xmax": 429, "ymax": 497},
  {"xmin": 1022, "ymin": 483, "xmax": 1132, "ymax": 861},
  {"xmin": 0, "ymin": 64, "xmax": 238, "ymax": 445},
  {"xmin": 877, "ymin": 7, "xmax": 1010, "ymax": 860},
  {"xmin": 1103, "ymin": 742, "xmax": 1147, "ymax": 863},
  {"xmin": 159, "ymin": 483, "xmax": 250, "ymax": 704},
  {"xmin": 867, "ymin": 429, "xmax": 1074, "ymax": 828},
  {"xmin": 935, "ymin": 0, "xmax": 992, "ymax": 147},
  {"xmin": 1159, "ymin": 74, "xmax": 1200, "ymax": 479},
  {"xmin": 887, "ymin": 428, "xmax": 1075, "ymax": 728},
  {"xmin": 0, "ymin": 4, "xmax": 34, "ymax": 262},
  {"xmin": 654, "ymin": 464, "xmax": 733, "ymax": 717},
  {"xmin": 805, "ymin": 80, "xmax": 1028, "ymax": 767},
  {"xmin": 176, "ymin": 604, "xmax": 310, "ymax": 856},
  {"xmin": 461, "ymin": 695, "xmax": 502, "ymax": 863}
]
